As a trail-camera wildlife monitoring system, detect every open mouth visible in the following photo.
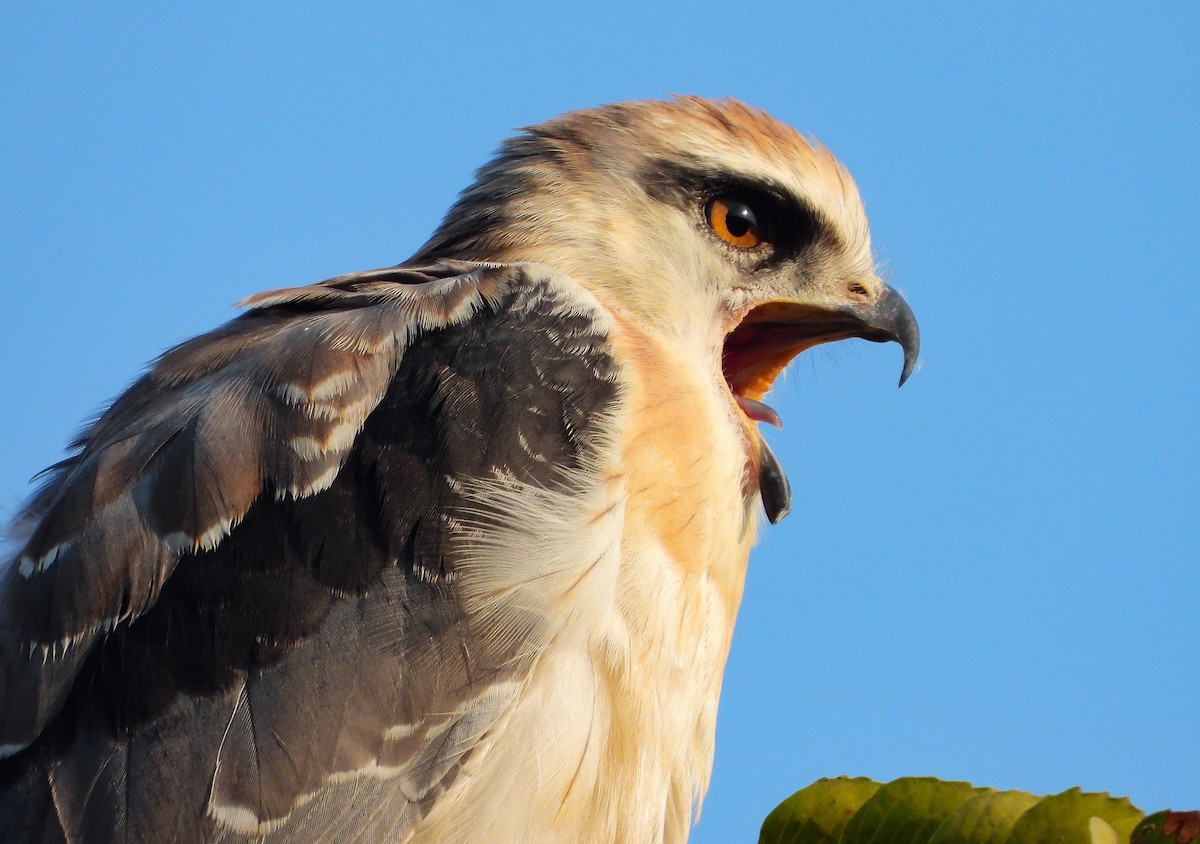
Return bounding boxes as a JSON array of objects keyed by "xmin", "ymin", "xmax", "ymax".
[
  {"xmin": 721, "ymin": 288, "xmax": 921, "ymax": 429},
  {"xmin": 721, "ymin": 288, "xmax": 919, "ymax": 525}
]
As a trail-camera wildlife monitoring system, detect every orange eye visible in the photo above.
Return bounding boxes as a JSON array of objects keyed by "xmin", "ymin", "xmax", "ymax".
[{"xmin": 707, "ymin": 197, "xmax": 763, "ymax": 249}]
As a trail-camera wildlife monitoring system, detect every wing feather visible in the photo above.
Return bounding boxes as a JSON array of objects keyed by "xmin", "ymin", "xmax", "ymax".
[{"xmin": 0, "ymin": 259, "xmax": 621, "ymax": 841}]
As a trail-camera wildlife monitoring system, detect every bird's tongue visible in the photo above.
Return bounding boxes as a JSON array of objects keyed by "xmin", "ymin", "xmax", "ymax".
[
  {"xmin": 723, "ymin": 319, "xmax": 801, "ymax": 429},
  {"xmin": 735, "ymin": 395, "xmax": 782, "ymax": 429},
  {"xmin": 726, "ymin": 333, "xmax": 791, "ymax": 523}
]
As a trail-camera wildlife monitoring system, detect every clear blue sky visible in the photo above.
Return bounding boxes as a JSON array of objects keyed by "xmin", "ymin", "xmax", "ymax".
[{"xmin": 1, "ymin": 4, "xmax": 1196, "ymax": 839}]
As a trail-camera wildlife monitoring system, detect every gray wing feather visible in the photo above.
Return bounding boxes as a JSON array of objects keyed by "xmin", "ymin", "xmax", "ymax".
[{"xmin": 0, "ymin": 260, "xmax": 619, "ymax": 842}]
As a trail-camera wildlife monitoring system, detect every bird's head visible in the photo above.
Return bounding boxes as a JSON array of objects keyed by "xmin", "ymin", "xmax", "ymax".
[{"xmin": 416, "ymin": 97, "xmax": 918, "ymax": 517}]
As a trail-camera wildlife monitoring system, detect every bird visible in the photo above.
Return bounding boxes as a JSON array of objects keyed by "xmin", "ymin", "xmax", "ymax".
[{"xmin": 0, "ymin": 97, "xmax": 918, "ymax": 843}]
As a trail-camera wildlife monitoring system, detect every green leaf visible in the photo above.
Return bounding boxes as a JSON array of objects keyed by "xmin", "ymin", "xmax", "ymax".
[
  {"xmin": 759, "ymin": 776, "xmax": 882, "ymax": 844},
  {"xmin": 839, "ymin": 777, "xmax": 987, "ymax": 844},
  {"xmin": 927, "ymin": 789, "xmax": 1040, "ymax": 844},
  {"xmin": 760, "ymin": 777, "xmax": 1188, "ymax": 843},
  {"xmin": 1004, "ymin": 787, "xmax": 1144, "ymax": 843}
]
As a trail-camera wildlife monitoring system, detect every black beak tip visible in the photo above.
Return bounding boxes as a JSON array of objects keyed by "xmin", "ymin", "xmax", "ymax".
[
  {"xmin": 870, "ymin": 285, "xmax": 920, "ymax": 389},
  {"xmin": 898, "ymin": 346, "xmax": 918, "ymax": 388},
  {"xmin": 758, "ymin": 436, "xmax": 792, "ymax": 525}
]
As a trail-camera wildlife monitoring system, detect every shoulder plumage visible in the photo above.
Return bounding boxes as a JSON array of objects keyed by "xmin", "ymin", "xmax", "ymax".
[{"xmin": 0, "ymin": 259, "xmax": 622, "ymax": 840}]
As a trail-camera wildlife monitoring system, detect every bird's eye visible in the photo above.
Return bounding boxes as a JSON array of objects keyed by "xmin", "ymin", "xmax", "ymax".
[{"xmin": 706, "ymin": 196, "xmax": 765, "ymax": 249}]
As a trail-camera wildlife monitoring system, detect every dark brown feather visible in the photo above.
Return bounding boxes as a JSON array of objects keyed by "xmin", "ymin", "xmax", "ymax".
[{"xmin": 0, "ymin": 260, "xmax": 619, "ymax": 841}]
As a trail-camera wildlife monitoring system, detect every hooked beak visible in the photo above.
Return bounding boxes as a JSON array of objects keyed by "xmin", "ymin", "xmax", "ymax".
[
  {"xmin": 848, "ymin": 284, "xmax": 920, "ymax": 387},
  {"xmin": 723, "ymin": 283, "xmax": 920, "ymax": 405}
]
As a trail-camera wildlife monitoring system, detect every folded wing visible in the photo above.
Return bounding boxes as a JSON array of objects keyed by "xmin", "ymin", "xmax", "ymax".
[{"xmin": 0, "ymin": 260, "xmax": 621, "ymax": 841}]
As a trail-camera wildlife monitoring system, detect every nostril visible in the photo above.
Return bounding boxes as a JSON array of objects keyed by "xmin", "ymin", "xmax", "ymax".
[{"xmin": 848, "ymin": 282, "xmax": 869, "ymax": 298}]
